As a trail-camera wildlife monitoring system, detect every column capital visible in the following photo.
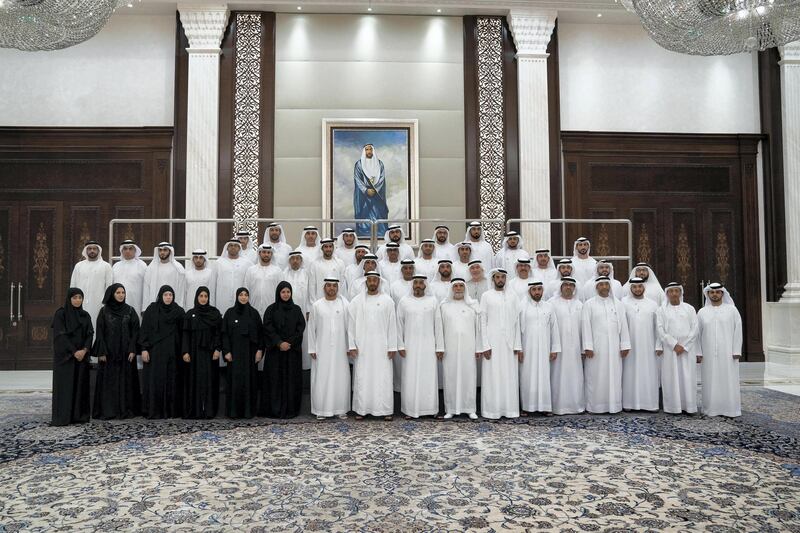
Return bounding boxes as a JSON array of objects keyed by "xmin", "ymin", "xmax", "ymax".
[
  {"xmin": 780, "ymin": 41, "xmax": 800, "ymax": 65},
  {"xmin": 179, "ymin": 4, "xmax": 229, "ymax": 53},
  {"xmin": 507, "ymin": 10, "xmax": 557, "ymax": 59}
]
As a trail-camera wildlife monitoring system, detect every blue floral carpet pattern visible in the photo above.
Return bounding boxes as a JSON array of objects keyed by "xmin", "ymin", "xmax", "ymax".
[{"xmin": 0, "ymin": 387, "xmax": 799, "ymax": 531}]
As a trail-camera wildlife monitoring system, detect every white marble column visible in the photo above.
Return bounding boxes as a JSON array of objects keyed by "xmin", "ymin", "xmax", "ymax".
[
  {"xmin": 179, "ymin": 5, "xmax": 229, "ymax": 255},
  {"xmin": 507, "ymin": 10, "xmax": 556, "ymax": 252}
]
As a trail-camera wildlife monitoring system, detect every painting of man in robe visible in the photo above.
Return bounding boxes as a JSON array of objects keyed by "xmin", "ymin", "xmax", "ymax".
[{"xmin": 329, "ymin": 127, "xmax": 412, "ymax": 239}]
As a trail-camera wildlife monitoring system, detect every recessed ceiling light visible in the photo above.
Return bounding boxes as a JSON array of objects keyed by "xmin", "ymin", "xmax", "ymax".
[
  {"xmin": 367, "ymin": 6, "xmax": 372, "ymax": 11},
  {"xmin": 597, "ymin": 12, "xmax": 603, "ymax": 17},
  {"xmin": 296, "ymin": 5, "xmax": 302, "ymax": 10},
  {"xmin": 436, "ymin": 8, "xmax": 442, "ymax": 13}
]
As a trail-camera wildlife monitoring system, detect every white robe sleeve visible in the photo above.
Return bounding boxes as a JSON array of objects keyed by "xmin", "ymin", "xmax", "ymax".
[
  {"xmin": 475, "ymin": 308, "xmax": 487, "ymax": 353},
  {"xmin": 434, "ymin": 306, "xmax": 444, "ymax": 352},
  {"xmin": 346, "ymin": 300, "xmax": 358, "ymax": 352},
  {"xmin": 480, "ymin": 294, "xmax": 490, "ymax": 351},
  {"xmin": 618, "ymin": 303, "xmax": 631, "ymax": 351},
  {"xmin": 104, "ymin": 263, "xmax": 113, "ymax": 292},
  {"xmin": 686, "ymin": 308, "xmax": 699, "ymax": 351},
  {"xmin": 696, "ymin": 311, "xmax": 704, "ymax": 357},
  {"xmin": 581, "ymin": 302, "xmax": 594, "ymax": 352},
  {"xmin": 307, "ymin": 304, "xmax": 318, "ymax": 354},
  {"xmin": 396, "ymin": 299, "xmax": 407, "ymax": 351},
  {"xmin": 656, "ymin": 308, "xmax": 678, "ymax": 351},
  {"xmin": 513, "ymin": 306, "xmax": 523, "ymax": 352},
  {"xmin": 69, "ymin": 264, "xmax": 79, "ymax": 288},
  {"xmin": 653, "ymin": 311, "xmax": 663, "ymax": 352},
  {"xmin": 386, "ymin": 300, "xmax": 399, "ymax": 352},
  {"xmin": 732, "ymin": 307, "xmax": 743, "ymax": 357},
  {"xmin": 549, "ymin": 311, "xmax": 562, "ymax": 354},
  {"xmin": 175, "ymin": 270, "xmax": 187, "ymax": 308}
]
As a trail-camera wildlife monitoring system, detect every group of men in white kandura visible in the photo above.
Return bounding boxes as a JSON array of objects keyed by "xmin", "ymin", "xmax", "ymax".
[{"xmin": 71, "ymin": 222, "xmax": 743, "ymax": 420}]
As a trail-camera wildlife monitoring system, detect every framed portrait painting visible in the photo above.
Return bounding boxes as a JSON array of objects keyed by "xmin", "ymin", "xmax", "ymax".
[{"xmin": 322, "ymin": 118, "xmax": 419, "ymax": 241}]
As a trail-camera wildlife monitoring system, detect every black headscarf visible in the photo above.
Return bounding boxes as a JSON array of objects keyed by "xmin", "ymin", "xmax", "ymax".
[
  {"xmin": 230, "ymin": 287, "xmax": 260, "ymax": 343},
  {"xmin": 234, "ymin": 287, "xmax": 250, "ymax": 315},
  {"xmin": 58, "ymin": 287, "xmax": 88, "ymax": 334},
  {"xmin": 266, "ymin": 281, "xmax": 302, "ymax": 334},
  {"xmin": 145, "ymin": 285, "xmax": 184, "ymax": 342},
  {"xmin": 188, "ymin": 286, "xmax": 219, "ymax": 330},
  {"xmin": 102, "ymin": 283, "xmax": 128, "ymax": 319},
  {"xmin": 274, "ymin": 281, "xmax": 294, "ymax": 310}
]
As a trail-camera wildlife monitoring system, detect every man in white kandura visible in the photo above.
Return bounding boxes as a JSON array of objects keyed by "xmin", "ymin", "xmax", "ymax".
[
  {"xmin": 435, "ymin": 278, "xmax": 483, "ymax": 419},
  {"xmin": 347, "ymin": 272, "xmax": 398, "ymax": 421},
  {"xmin": 697, "ymin": 282, "xmax": 743, "ymax": 418},
  {"xmin": 580, "ymin": 260, "xmax": 623, "ymax": 301},
  {"xmin": 621, "ymin": 277, "xmax": 661, "ymax": 412},
  {"xmin": 397, "ymin": 275, "xmax": 439, "ymax": 419},
  {"xmin": 184, "ymin": 249, "xmax": 216, "ymax": 308},
  {"xmin": 283, "ymin": 251, "xmax": 312, "ymax": 370},
  {"xmin": 531, "ymin": 249, "xmax": 558, "ymax": 285},
  {"xmin": 508, "ymin": 258, "xmax": 533, "ymax": 299},
  {"xmin": 414, "ymin": 238, "xmax": 438, "ymax": 281},
  {"xmin": 215, "ymin": 239, "xmax": 250, "ymax": 315},
  {"xmin": 390, "ymin": 260, "xmax": 415, "ymax": 306},
  {"xmin": 244, "ymin": 244, "xmax": 282, "ymax": 316},
  {"xmin": 519, "ymin": 281, "xmax": 561, "ymax": 415},
  {"xmin": 378, "ymin": 242, "xmax": 403, "ymax": 285},
  {"xmin": 544, "ymin": 259, "xmax": 575, "ymax": 300},
  {"xmin": 71, "ymin": 240, "xmax": 113, "ymax": 332},
  {"xmin": 309, "ymin": 238, "xmax": 348, "ymax": 304},
  {"xmin": 296, "ymin": 226, "xmax": 321, "ymax": 265},
  {"xmin": 263, "ymin": 222, "xmax": 292, "ymax": 270},
  {"xmin": 571, "ymin": 237, "xmax": 597, "ymax": 286},
  {"xmin": 494, "ymin": 231, "xmax": 530, "ymax": 278},
  {"xmin": 464, "ymin": 221, "xmax": 494, "ymax": 269},
  {"xmin": 344, "ymin": 245, "xmax": 370, "ymax": 287},
  {"xmin": 307, "ymin": 278, "xmax": 350, "ymax": 420},
  {"xmin": 112, "ymin": 239, "xmax": 147, "ymax": 316},
  {"xmin": 581, "ymin": 276, "xmax": 631, "ymax": 414},
  {"xmin": 621, "ymin": 262, "xmax": 664, "ymax": 306},
  {"xmin": 348, "ymin": 254, "xmax": 380, "ymax": 300},
  {"xmin": 453, "ymin": 242, "xmax": 472, "ymax": 280},
  {"xmin": 376, "ymin": 224, "xmax": 414, "ymax": 261},
  {"xmin": 466, "ymin": 260, "xmax": 489, "ymax": 302},
  {"xmin": 550, "ymin": 277, "xmax": 584, "ymax": 414},
  {"xmin": 143, "ymin": 241, "xmax": 186, "ymax": 307},
  {"xmin": 432, "ymin": 225, "xmax": 457, "ymax": 262},
  {"xmin": 657, "ymin": 282, "xmax": 699, "ymax": 414},
  {"xmin": 236, "ymin": 230, "xmax": 258, "ymax": 264},
  {"xmin": 334, "ymin": 228, "xmax": 359, "ymax": 267},
  {"xmin": 480, "ymin": 268, "xmax": 523, "ymax": 419},
  {"xmin": 429, "ymin": 259, "xmax": 454, "ymax": 301}
]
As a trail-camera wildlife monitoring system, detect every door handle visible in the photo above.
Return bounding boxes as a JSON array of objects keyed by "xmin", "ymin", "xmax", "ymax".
[
  {"xmin": 17, "ymin": 282, "xmax": 22, "ymax": 321},
  {"xmin": 9, "ymin": 282, "xmax": 14, "ymax": 324}
]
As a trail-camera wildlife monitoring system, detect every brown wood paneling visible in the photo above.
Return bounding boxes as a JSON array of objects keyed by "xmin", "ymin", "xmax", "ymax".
[
  {"xmin": 501, "ymin": 18, "xmax": 520, "ymax": 224},
  {"xmin": 462, "ymin": 16, "xmax": 480, "ymax": 220},
  {"xmin": 172, "ymin": 12, "xmax": 189, "ymax": 256},
  {"xmin": 259, "ymin": 11, "xmax": 277, "ymax": 230},
  {"xmin": 217, "ymin": 14, "xmax": 236, "ymax": 251},
  {"xmin": 26, "ymin": 207, "xmax": 57, "ymax": 303},
  {"xmin": 562, "ymin": 131, "xmax": 764, "ymax": 360},
  {"xmin": 547, "ymin": 21, "xmax": 562, "ymax": 253}
]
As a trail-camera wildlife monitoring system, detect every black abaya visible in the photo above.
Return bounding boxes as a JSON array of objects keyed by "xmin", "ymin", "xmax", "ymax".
[
  {"xmin": 92, "ymin": 283, "xmax": 141, "ymax": 420},
  {"xmin": 139, "ymin": 285, "xmax": 184, "ymax": 419},
  {"xmin": 222, "ymin": 288, "xmax": 263, "ymax": 419},
  {"xmin": 181, "ymin": 286, "xmax": 223, "ymax": 419},
  {"xmin": 261, "ymin": 281, "xmax": 306, "ymax": 418},
  {"xmin": 51, "ymin": 288, "xmax": 93, "ymax": 426}
]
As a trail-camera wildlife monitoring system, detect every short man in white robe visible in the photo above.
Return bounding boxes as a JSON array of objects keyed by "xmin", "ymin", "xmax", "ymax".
[
  {"xmin": 334, "ymin": 228, "xmax": 359, "ymax": 266},
  {"xmin": 296, "ymin": 226, "xmax": 321, "ymax": 265},
  {"xmin": 283, "ymin": 251, "xmax": 312, "ymax": 370},
  {"xmin": 544, "ymin": 259, "xmax": 575, "ymax": 300},
  {"xmin": 480, "ymin": 269, "xmax": 523, "ymax": 419},
  {"xmin": 435, "ymin": 278, "xmax": 483, "ymax": 420},
  {"xmin": 348, "ymin": 254, "xmax": 380, "ymax": 300},
  {"xmin": 184, "ymin": 249, "xmax": 216, "ymax": 307},
  {"xmin": 308, "ymin": 238, "xmax": 348, "ymax": 304},
  {"xmin": 657, "ymin": 282, "xmax": 699, "ymax": 414},
  {"xmin": 430, "ymin": 260, "xmax": 454, "ymax": 302},
  {"xmin": 347, "ymin": 272, "xmax": 398, "ymax": 420},
  {"xmin": 378, "ymin": 242, "xmax": 402, "ymax": 285},
  {"xmin": 494, "ymin": 231, "xmax": 530, "ymax": 278},
  {"xmin": 580, "ymin": 260, "xmax": 623, "ymax": 302},
  {"xmin": 397, "ymin": 276, "xmax": 439, "ymax": 418},
  {"xmin": 621, "ymin": 277, "xmax": 662, "ymax": 411},
  {"xmin": 508, "ymin": 258, "xmax": 533, "ymax": 299},
  {"xmin": 70, "ymin": 240, "xmax": 113, "ymax": 333},
  {"xmin": 236, "ymin": 230, "xmax": 258, "ymax": 264},
  {"xmin": 697, "ymin": 283, "xmax": 743, "ymax": 418},
  {"xmin": 376, "ymin": 224, "xmax": 414, "ymax": 261},
  {"xmin": 307, "ymin": 278, "xmax": 351, "ymax": 419},
  {"xmin": 621, "ymin": 262, "xmax": 664, "ymax": 306},
  {"xmin": 519, "ymin": 281, "xmax": 561, "ymax": 415},
  {"xmin": 571, "ymin": 237, "xmax": 597, "ymax": 286},
  {"xmin": 262, "ymin": 222, "xmax": 292, "ymax": 269},
  {"xmin": 390, "ymin": 260, "xmax": 416, "ymax": 305},
  {"xmin": 531, "ymin": 249, "xmax": 558, "ymax": 285},
  {"xmin": 112, "ymin": 239, "xmax": 147, "ymax": 316},
  {"xmin": 414, "ymin": 239, "xmax": 438, "ymax": 281},
  {"xmin": 344, "ymin": 245, "xmax": 370, "ymax": 287},
  {"xmin": 464, "ymin": 221, "xmax": 494, "ymax": 269},
  {"xmin": 244, "ymin": 244, "xmax": 283, "ymax": 316},
  {"xmin": 581, "ymin": 276, "xmax": 631, "ymax": 414},
  {"xmin": 550, "ymin": 277, "xmax": 585, "ymax": 414},
  {"xmin": 143, "ymin": 242, "xmax": 186, "ymax": 307},
  {"xmin": 432, "ymin": 225, "xmax": 457, "ymax": 262},
  {"xmin": 215, "ymin": 240, "xmax": 250, "ymax": 315},
  {"xmin": 452, "ymin": 242, "xmax": 472, "ymax": 280},
  {"xmin": 466, "ymin": 260, "xmax": 489, "ymax": 302}
]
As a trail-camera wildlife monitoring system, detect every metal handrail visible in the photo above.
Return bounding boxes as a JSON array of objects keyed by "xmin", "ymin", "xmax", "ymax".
[
  {"xmin": 505, "ymin": 218, "xmax": 634, "ymax": 273},
  {"xmin": 372, "ymin": 218, "xmax": 505, "ymax": 249}
]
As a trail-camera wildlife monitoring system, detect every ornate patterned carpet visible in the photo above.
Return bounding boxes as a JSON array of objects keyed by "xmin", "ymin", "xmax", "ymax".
[{"xmin": 1, "ymin": 388, "xmax": 799, "ymax": 531}]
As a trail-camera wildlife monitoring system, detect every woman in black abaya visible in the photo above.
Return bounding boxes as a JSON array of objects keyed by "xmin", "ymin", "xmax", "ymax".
[
  {"xmin": 93, "ymin": 283, "xmax": 141, "ymax": 419},
  {"xmin": 51, "ymin": 288, "xmax": 93, "ymax": 426},
  {"xmin": 181, "ymin": 286, "xmax": 223, "ymax": 419},
  {"xmin": 222, "ymin": 287, "xmax": 263, "ymax": 419},
  {"xmin": 261, "ymin": 281, "xmax": 306, "ymax": 418},
  {"xmin": 139, "ymin": 285, "xmax": 184, "ymax": 419}
]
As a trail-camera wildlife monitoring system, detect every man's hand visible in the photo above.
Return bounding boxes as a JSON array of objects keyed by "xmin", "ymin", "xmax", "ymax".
[
  {"xmin": 483, "ymin": 350, "xmax": 492, "ymax": 360},
  {"xmin": 696, "ymin": 355, "xmax": 703, "ymax": 363},
  {"xmin": 255, "ymin": 350, "xmax": 263, "ymax": 363},
  {"xmin": 674, "ymin": 344, "xmax": 686, "ymax": 355},
  {"xmin": 182, "ymin": 353, "xmax": 191, "ymax": 363},
  {"xmin": 128, "ymin": 352, "xmax": 136, "ymax": 362},
  {"xmin": 98, "ymin": 355, "xmax": 107, "ymax": 363},
  {"xmin": 549, "ymin": 352, "xmax": 557, "ymax": 361},
  {"xmin": 348, "ymin": 349, "xmax": 358, "ymax": 358},
  {"xmin": 733, "ymin": 354, "xmax": 741, "ymax": 360},
  {"xmin": 436, "ymin": 351, "xmax": 444, "ymax": 361},
  {"xmin": 516, "ymin": 351, "xmax": 524, "ymax": 363},
  {"xmin": 474, "ymin": 352, "xmax": 482, "ymax": 360},
  {"xmin": 279, "ymin": 342, "xmax": 291, "ymax": 352},
  {"xmin": 310, "ymin": 352, "xmax": 317, "ymax": 360},
  {"xmin": 213, "ymin": 350, "xmax": 221, "ymax": 361},
  {"xmin": 142, "ymin": 350, "xmax": 150, "ymax": 363},
  {"xmin": 388, "ymin": 351, "xmax": 396, "ymax": 360},
  {"xmin": 620, "ymin": 349, "xmax": 630, "ymax": 358},
  {"xmin": 656, "ymin": 350, "xmax": 663, "ymax": 356},
  {"xmin": 74, "ymin": 348, "xmax": 87, "ymax": 360},
  {"xmin": 584, "ymin": 349, "xmax": 594, "ymax": 358},
  {"xmin": 399, "ymin": 349, "xmax": 406, "ymax": 358},
  {"xmin": 225, "ymin": 352, "xmax": 233, "ymax": 362},
  {"xmin": 367, "ymin": 189, "xmax": 376, "ymax": 197}
]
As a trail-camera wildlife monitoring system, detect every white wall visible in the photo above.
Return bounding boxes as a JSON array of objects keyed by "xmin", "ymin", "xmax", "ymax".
[
  {"xmin": 0, "ymin": 14, "xmax": 175, "ymax": 127},
  {"xmin": 274, "ymin": 14, "xmax": 465, "ymax": 242},
  {"xmin": 558, "ymin": 22, "xmax": 760, "ymax": 133}
]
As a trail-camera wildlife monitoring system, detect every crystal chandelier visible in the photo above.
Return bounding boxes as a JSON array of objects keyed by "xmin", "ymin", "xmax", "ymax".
[
  {"xmin": 0, "ymin": 0, "xmax": 137, "ymax": 52},
  {"xmin": 620, "ymin": 0, "xmax": 800, "ymax": 55}
]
